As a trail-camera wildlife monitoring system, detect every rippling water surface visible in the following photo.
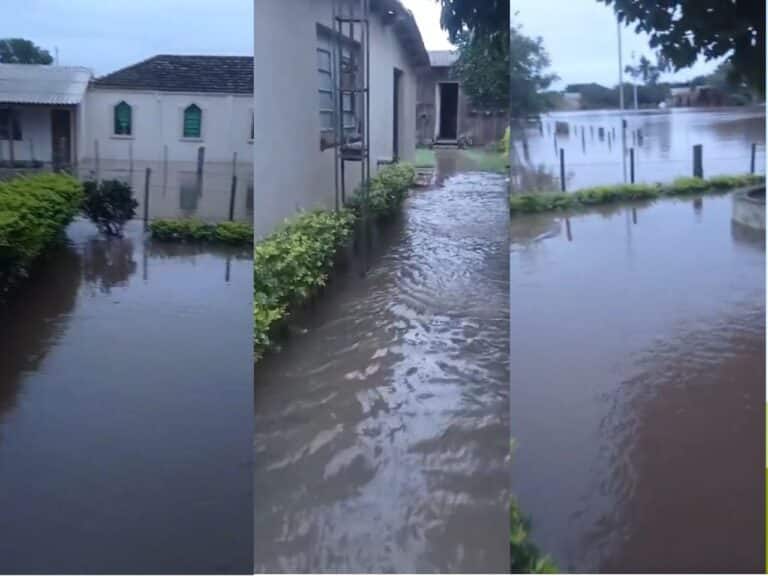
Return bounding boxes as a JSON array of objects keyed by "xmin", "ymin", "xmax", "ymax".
[
  {"xmin": 510, "ymin": 194, "xmax": 765, "ymax": 572},
  {"xmin": 254, "ymin": 158, "xmax": 510, "ymax": 572}
]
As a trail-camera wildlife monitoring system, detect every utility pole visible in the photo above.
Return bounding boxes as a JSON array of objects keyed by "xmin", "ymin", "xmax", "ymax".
[{"xmin": 617, "ymin": 18, "xmax": 627, "ymax": 182}]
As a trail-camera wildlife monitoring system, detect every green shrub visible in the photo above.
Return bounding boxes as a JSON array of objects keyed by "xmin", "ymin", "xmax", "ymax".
[
  {"xmin": 149, "ymin": 218, "xmax": 253, "ymax": 245},
  {"xmin": 0, "ymin": 172, "xmax": 83, "ymax": 288},
  {"xmin": 81, "ymin": 179, "xmax": 138, "ymax": 236},
  {"xmin": 510, "ymin": 499, "xmax": 558, "ymax": 573},
  {"xmin": 347, "ymin": 162, "xmax": 416, "ymax": 218},
  {"xmin": 254, "ymin": 209, "xmax": 355, "ymax": 360},
  {"xmin": 509, "ymin": 174, "xmax": 765, "ymax": 215}
]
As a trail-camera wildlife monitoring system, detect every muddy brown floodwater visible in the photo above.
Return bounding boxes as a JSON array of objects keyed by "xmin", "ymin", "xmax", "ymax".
[
  {"xmin": 510, "ymin": 194, "xmax": 765, "ymax": 572},
  {"xmin": 254, "ymin": 154, "xmax": 510, "ymax": 572},
  {"xmin": 0, "ymin": 219, "xmax": 253, "ymax": 574}
]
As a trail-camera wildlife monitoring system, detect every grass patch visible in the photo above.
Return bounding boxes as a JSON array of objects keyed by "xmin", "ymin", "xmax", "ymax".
[
  {"xmin": 415, "ymin": 148, "xmax": 436, "ymax": 168},
  {"xmin": 0, "ymin": 172, "xmax": 83, "ymax": 290},
  {"xmin": 254, "ymin": 210, "xmax": 355, "ymax": 360},
  {"xmin": 509, "ymin": 174, "xmax": 765, "ymax": 215},
  {"xmin": 462, "ymin": 148, "xmax": 509, "ymax": 173},
  {"xmin": 149, "ymin": 219, "xmax": 253, "ymax": 245}
]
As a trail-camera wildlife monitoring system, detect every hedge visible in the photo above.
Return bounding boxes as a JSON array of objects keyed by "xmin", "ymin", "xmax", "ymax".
[
  {"xmin": 0, "ymin": 173, "xmax": 84, "ymax": 288},
  {"xmin": 347, "ymin": 162, "xmax": 416, "ymax": 218},
  {"xmin": 149, "ymin": 219, "xmax": 253, "ymax": 245},
  {"xmin": 509, "ymin": 174, "xmax": 765, "ymax": 215}
]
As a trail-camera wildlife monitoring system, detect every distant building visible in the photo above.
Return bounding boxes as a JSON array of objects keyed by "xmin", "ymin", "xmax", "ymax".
[
  {"xmin": 416, "ymin": 50, "xmax": 507, "ymax": 146},
  {"xmin": 0, "ymin": 64, "xmax": 91, "ymax": 167},
  {"xmin": 561, "ymin": 92, "xmax": 582, "ymax": 110},
  {"xmin": 82, "ymin": 55, "xmax": 254, "ymax": 165},
  {"xmin": 667, "ymin": 84, "xmax": 726, "ymax": 107}
]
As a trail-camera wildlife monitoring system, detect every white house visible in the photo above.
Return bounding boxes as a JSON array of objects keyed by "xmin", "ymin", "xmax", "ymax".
[
  {"xmin": 253, "ymin": 0, "xmax": 429, "ymax": 237},
  {"xmin": 0, "ymin": 64, "xmax": 91, "ymax": 167},
  {"xmin": 81, "ymin": 55, "xmax": 254, "ymax": 165}
]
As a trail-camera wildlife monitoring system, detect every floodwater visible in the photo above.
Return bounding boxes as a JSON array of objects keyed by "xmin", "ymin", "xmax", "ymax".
[
  {"xmin": 77, "ymin": 159, "xmax": 254, "ymax": 222},
  {"xmin": 515, "ymin": 106, "xmax": 765, "ymax": 190},
  {"xmin": 254, "ymin": 152, "xmax": 510, "ymax": 572},
  {"xmin": 510, "ymin": 194, "xmax": 765, "ymax": 572},
  {"xmin": 0, "ymin": 219, "xmax": 253, "ymax": 573}
]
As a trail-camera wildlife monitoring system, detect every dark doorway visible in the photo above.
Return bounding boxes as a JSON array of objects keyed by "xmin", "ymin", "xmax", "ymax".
[
  {"xmin": 51, "ymin": 109, "xmax": 71, "ymax": 167},
  {"xmin": 393, "ymin": 68, "xmax": 402, "ymax": 161},
  {"xmin": 438, "ymin": 82, "xmax": 459, "ymax": 141}
]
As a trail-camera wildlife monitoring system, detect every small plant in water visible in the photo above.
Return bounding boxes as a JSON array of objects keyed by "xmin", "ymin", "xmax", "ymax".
[{"xmin": 82, "ymin": 179, "xmax": 138, "ymax": 236}]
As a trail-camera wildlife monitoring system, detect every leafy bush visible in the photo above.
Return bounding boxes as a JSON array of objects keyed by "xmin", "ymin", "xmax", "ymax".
[
  {"xmin": 510, "ymin": 499, "xmax": 557, "ymax": 573},
  {"xmin": 509, "ymin": 174, "xmax": 765, "ymax": 215},
  {"xmin": 254, "ymin": 209, "xmax": 355, "ymax": 360},
  {"xmin": 149, "ymin": 218, "xmax": 253, "ymax": 245},
  {"xmin": 0, "ymin": 172, "xmax": 83, "ymax": 288},
  {"xmin": 347, "ymin": 163, "xmax": 416, "ymax": 218},
  {"xmin": 81, "ymin": 179, "xmax": 138, "ymax": 236}
]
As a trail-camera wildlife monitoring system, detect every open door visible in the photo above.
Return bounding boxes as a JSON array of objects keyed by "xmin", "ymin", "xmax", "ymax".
[
  {"xmin": 438, "ymin": 82, "xmax": 459, "ymax": 141},
  {"xmin": 51, "ymin": 109, "xmax": 71, "ymax": 167}
]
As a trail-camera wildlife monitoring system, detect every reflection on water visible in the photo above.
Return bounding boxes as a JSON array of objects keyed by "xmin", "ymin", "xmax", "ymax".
[
  {"xmin": 254, "ymin": 163, "xmax": 510, "ymax": 572},
  {"xmin": 0, "ymin": 219, "xmax": 253, "ymax": 573},
  {"xmin": 515, "ymin": 106, "xmax": 766, "ymax": 190},
  {"xmin": 510, "ymin": 194, "xmax": 764, "ymax": 572},
  {"xmin": 77, "ymin": 160, "xmax": 254, "ymax": 223}
]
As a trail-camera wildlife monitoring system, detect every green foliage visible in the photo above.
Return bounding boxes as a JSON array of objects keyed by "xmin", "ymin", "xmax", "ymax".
[
  {"xmin": 509, "ymin": 174, "xmax": 765, "ymax": 214},
  {"xmin": 254, "ymin": 210, "xmax": 355, "ymax": 360},
  {"xmin": 347, "ymin": 163, "xmax": 416, "ymax": 219},
  {"xmin": 439, "ymin": 0, "xmax": 509, "ymax": 43},
  {"xmin": 599, "ymin": 0, "xmax": 765, "ymax": 95},
  {"xmin": 502, "ymin": 127, "xmax": 511, "ymax": 158},
  {"xmin": 81, "ymin": 179, "xmax": 138, "ymax": 236},
  {"xmin": 0, "ymin": 173, "xmax": 83, "ymax": 288},
  {"xmin": 510, "ymin": 499, "xmax": 558, "ymax": 573},
  {"xmin": 0, "ymin": 38, "xmax": 53, "ymax": 64},
  {"xmin": 149, "ymin": 219, "xmax": 254, "ymax": 245},
  {"xmin": 452, "ymin": 29, "xmax": 510, "ymax": 111}
]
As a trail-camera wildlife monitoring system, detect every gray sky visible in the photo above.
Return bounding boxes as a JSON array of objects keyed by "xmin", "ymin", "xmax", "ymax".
[
  {"xmin": 403, "ymin": 0, "xmax": 722, "ymax": 89},
  {"xmin": 1, "ymin": 0, "xmax": 252, "ymax": 76}
]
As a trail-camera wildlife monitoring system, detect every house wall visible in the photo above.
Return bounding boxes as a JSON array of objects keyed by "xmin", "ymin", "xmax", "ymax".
[
  {"xmin": 253, "ymin": 0, "xmax": 420, "ymax": 238},
  {"xmin": 0, "ymin": 105, "xmax": 57, "ymax": 163},
  {"xmin": 80, "ymin": 89, "xmax": 254, "ymax": 164}
]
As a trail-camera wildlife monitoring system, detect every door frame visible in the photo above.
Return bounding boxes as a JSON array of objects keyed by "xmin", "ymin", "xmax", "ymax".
[
  {"xmin": 50, "ymin": 107, "xmax": 73, "ymax": 167},
  {"xmin": 436, "ymin": 81, "xmax": 460, "ymax": 141}
]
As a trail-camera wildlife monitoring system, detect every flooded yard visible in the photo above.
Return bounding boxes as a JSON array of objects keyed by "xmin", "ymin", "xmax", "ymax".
[
  {"xmin": 0, "ymin": 217, "xmax": 253, "ymax": 572},
  {"xmin": 510, "ymin": 194, "xmax": 764, "ymax": 571},
  {"xmin": 517, "ymin": 106, "xmax": 765, "ymax": 190},
  {"xmin": 254, "ymin": 153, "xmax": 510, "ymax": 572}
]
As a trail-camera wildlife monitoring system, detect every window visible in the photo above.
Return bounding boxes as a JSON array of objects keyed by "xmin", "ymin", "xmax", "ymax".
[
  {"xmin": 317, "ymin": 27, "xmax": 360, "ymax": 148},
  {"xmin": 183, "ymin": 104, "xmax": 202, "ymax": 138},
  {"xmin": 113, "ymin": 101, "xmax": 132, "ymax": 136},
  {"xmin": 317, "ymin": 46, "xmax": 334, "ymax": 134},
  {"xmin": 0, "ymin": 109, "xmax": 22, "ymax": 141}
]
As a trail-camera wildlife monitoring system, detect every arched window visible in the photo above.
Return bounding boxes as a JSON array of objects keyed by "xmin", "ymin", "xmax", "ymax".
[
  {"xmin": 114, "ymin": 101, "xmax": 132, "ymax": 135},
  {"xmin": 183, "ymin": 104, "xmax": 202, "ymax": 138}
]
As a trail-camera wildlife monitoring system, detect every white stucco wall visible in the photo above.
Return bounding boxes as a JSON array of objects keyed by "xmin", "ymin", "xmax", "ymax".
[
  {"xmin": 0, "ymin": 106, "xmax": 53, "ymax": 163},
  {"xmin": 81, "ymin": 89, "xmax": 254, "ymax": 164},
  {"xmin": 254, "ymin": 0, "xmax": 420, "ymax": 238}
]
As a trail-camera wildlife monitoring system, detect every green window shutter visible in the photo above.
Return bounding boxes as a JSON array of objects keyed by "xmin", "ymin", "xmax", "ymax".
[
  {"xmin": 183, "ymin": 105, "xmax": 202, "ymax": 138},
  {"xmin": 114, "ymin": 101, "xmax": 131, "ymax": 135}
]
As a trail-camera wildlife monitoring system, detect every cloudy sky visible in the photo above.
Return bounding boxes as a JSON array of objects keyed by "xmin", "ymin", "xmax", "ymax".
[
  {"xmin": 403, "ymin": 0, "xmax": 721, "ymax": 88},
  {"xmin": 1, "ymin": 0, "xmax": 252, "ymax": 75},
  {"xmin": 3, "ymin": 0, "xmax": 719, "ymax": 87}
]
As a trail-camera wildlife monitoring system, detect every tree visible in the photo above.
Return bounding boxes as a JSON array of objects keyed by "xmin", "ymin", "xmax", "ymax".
[
  {"xmin": 438, "ymin": 0, "xmax": 509, "ymax": 43},
  {"xmin": 508, "ymin": 26, "xmax": 557, "ymax": 119},
  {"xmin": 452, "ymin": 30, "xmax": 510, "ymax": 111},
  {"xmin": 0, "ymin": 38, "xmax": 53, "ymax": 65},
  {"xmin": 625, "ymin": 55, "xmax": 662, "ymax": 86},
  {"xmin": 598, "ymin": 0, "xmax": 765, "ymax": 94}
]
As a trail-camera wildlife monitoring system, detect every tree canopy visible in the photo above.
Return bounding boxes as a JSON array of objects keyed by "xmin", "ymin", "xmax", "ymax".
[
  {"xmin": 599, "ymin": 0, "xmax": 765, "ymax": 94},
  {"xmin": 0, "ymin": 38, "xmax": 53, "ymax": 65},
  {"xmin": 438, "ymin": 0, "xmax": 509, "ymax": 42}
]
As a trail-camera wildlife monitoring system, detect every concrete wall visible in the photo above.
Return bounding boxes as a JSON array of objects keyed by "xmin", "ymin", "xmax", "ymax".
[
  {"xmin": 253, "ymin": 0, "xmax": 419, "ymax": 238},
  {"xmin": 81, "ymin": 89, "xmax": 254, "ymax": 164}
]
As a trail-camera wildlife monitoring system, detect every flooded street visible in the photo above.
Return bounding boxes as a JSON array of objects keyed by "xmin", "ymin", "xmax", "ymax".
[
  {"xmin": 510, "ymin": 195, "xmax": 764, "ymax": 571},
  {"xmin": 0, "ymin": 219, "xmax": 253, "ymax": 573},
  {"xmin": 254, "ymin": 153, "xmax": 510, "ymax": 572},
  {"xmin": 517, "ymin": 106, "xmax": 765, "ymax": 189}
]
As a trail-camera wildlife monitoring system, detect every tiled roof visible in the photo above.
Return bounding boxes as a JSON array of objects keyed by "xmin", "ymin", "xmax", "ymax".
[
  {"xmin": 0, "ymin": 64, "xmax": 92, "ymax": 105},
  {"xmin": 93, "ymin": 55, "xmax": 254, "ymax": 94}
]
